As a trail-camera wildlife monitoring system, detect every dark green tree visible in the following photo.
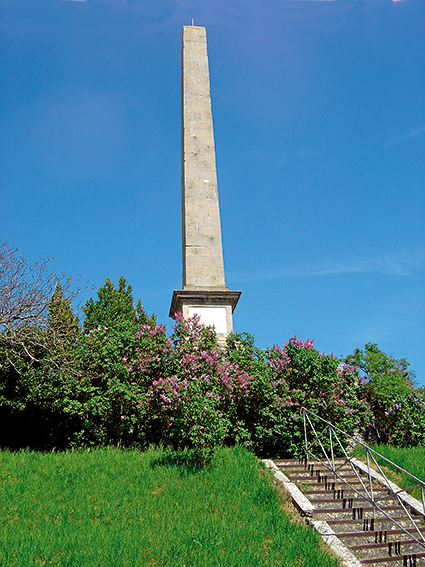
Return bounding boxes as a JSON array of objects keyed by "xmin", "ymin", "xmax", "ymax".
[
  {"xmin": 0, "ymin": 283, "xmax": 83, "ymax": 450},
  {"xmin": 47, "ymin": 283, "xmax": 80, "ymax": 344},
  {"xmin": 82, "ymin": 276, "xmax": 154, "ymax": 331},
  {"xmin": 344, "ymin": 343, "xmax": 417, "ymax": 443}
]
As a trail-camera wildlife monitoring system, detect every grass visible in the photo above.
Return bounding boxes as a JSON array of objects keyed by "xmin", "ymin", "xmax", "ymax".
[
  {"xmin": 0, "ymin": 446, "xmax": 339, "ymax": 567},
  {"xmin": 357, "ymin": 444, "xmax": 425, "ymax": 502}
]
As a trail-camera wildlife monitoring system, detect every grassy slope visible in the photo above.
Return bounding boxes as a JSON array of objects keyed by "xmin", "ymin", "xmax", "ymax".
[
  {"xmin": 0, "ymin": 446, "xmax": 339, "ymax": 567},
  {"xmin": 369, "ymin": 444, "xmax": 425, "ymax": 501}
]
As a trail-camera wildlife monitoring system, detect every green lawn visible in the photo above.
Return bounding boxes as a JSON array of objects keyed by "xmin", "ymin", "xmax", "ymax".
[
  {"xmin": 369, "ymin": 444, "xmax": 425, "ymax": 501},
  {"xmin": 0, "ymin": 446, "xmax": 339, "ymax": 567}
]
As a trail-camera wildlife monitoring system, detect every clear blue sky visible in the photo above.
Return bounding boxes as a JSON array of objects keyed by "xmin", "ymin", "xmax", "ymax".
[{"xmin": 2, "ymin": 0, "xmax": 424, "ymax": 384}]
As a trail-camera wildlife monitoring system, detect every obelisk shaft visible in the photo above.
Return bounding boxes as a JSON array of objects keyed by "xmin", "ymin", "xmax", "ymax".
[{"xmin": 181, "ymin": 26, "xmax": 227, "ymax": 291}]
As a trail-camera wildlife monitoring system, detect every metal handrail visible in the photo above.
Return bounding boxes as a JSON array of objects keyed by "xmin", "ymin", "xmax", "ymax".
[{"xmin": 302, "ymin": 407, "xmax": 425, "ymax": 550}]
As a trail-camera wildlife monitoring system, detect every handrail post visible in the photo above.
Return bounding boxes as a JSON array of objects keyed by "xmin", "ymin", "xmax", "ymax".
[
  {"xmin": 329, "ymin": 424, "xmax": 335, "ymax": 480},
  {"xmin": 303, "ymin": 407, "xmax": 308, "ymax": 462},
  {"xmin": 366, "ymin": 447, "xmax": 375, "ymax": 520}
]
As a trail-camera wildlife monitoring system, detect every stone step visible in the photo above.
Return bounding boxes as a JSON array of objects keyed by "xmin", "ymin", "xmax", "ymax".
[
  {"xmin": 303, "ymin": 488, "xmax": 390, "ymax": 499},
  {"xmin": 337, "ymin": 526, "xmax": 425, "ymax": 545},
  {"xmin": 361, "ymin": 551, "xmax": 425, "ymax": 565},
  {"xmin": 286, "ymin": 472, "xmax": 367, "ymax": 484},
  {"xmin": 291, "ymin": 478, "xmax": 380, "ymax": 491},
  {"xmin": 316, "ymin": 508, "xmax": 421, "ymax": 524},
  {"xmin": 309, "ymin": 495, "xmax": 395, "ymax": 505},
  {"xmin": 327, "ymin": 517, "xmax": 423, "ymax": 532},
  {"xmin": 274, "ymin": 458, "xmax": 349, "ymax": 464},
  {"xmin": 352, "ymin": 539, "xmax": 425, "ymax": 559},
  {"xmin": 313, "ymin": 500, "xmax": 410, "ymax": 513},
  {"xmin": 279, "ymin": 465, "xmax": 373, "ymax": 477},
  {"xmin": 282, "ymin": 468, "xmax": 362, "ymax": 476}
]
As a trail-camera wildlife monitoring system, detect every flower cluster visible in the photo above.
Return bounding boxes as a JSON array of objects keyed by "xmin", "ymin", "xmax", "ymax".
[{"xmin": 288, "ymin": 335, "xmax": 314, "ymax": 350}]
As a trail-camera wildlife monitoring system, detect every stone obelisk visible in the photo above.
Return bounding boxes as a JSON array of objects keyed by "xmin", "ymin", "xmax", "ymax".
[{"xmin": 169, "ymin": 25, "xmax": 241, "ymax": 339}]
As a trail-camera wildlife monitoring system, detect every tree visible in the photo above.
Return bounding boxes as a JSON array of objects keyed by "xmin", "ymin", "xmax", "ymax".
[
  {"xmin": 71, "ymin": 277, "xmax": 157, "ymax": 446},
  {"xmin": 0, "ymin": 242, "xmax": 82, "ymax": 370},
  {"xmin": 82, "ymin": 276, "xmax": 155, "ymax": 331},
  {"xmin": 344, "ymin": 343, "xmax": 415, "ymax": 399},
  {"xmin": 47, "ymin": 283, "xmax": 80, "ymax": 342},
  {"xmin": 0, "ymin": 250, "xmax": 84, "ymax": 450},
  {"xmin": 344, "ymin": 343, "xmax": 418, "ymax": 443}
]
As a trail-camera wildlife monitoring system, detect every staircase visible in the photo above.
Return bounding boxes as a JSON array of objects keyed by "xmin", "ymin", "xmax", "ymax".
[{"xmin": 273, "ymin": 457, "xmax": 425, "ymax": 566}]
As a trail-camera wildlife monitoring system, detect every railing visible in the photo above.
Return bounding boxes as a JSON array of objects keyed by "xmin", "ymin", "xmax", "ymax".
[{"xmin": 302, "ymin": 407, "xmax": 425, "ymax": 550}]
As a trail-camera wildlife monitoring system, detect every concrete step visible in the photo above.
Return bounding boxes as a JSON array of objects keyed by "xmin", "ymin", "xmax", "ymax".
[
  {"xmin": 352, "ymin": 539, "xmax": 425, "ymax": 559},
  {"xmin": 337, "ymin": 526, "xmax": 425, "ymax": 545},
  {"xmin": 309, "ymin": 495, "xmax": 395, "ymax": 506},
  {"xmin": 361, "ymin": 552, "xmax": 425, "ymax": 565},
  {"xmin": 304, "ymin": 488, "xmax": 390, "ymax": 499},
  {"xmin": 313, "ymin": 501, "xmax": 413, "ymax": 514},
  {"xmin": 327, "ymin": 517, "xmax": 423, "ymax": 532}
]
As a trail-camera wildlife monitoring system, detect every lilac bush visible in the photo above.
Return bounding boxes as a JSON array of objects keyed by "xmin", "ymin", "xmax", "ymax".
[
  {"xmin": 343, "ymin": 343, "xmax": 425, "ymax": 445},
  {"xmin": 226, "ymin": 333, "xmax": 372, "ymax": 457},
  {"xmin": 120, "ymin": 318, "xmax": 373, "ymax": 458},
  {"xmin": 382, "ymin": 390, "xmax": 425, "ymax": 446},
  {"xmin": 124, "ymin": 314, "xmax": 254, "ymax": 455}
]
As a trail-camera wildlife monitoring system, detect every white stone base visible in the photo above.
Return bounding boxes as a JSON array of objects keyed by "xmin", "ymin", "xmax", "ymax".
[
  {"xmin": 188, "ymin": 306, "xmax": 227, "ymax": 334},
  {"xmin": 169, "ymin": 289, "xmax": 241, "ymax": 338}
]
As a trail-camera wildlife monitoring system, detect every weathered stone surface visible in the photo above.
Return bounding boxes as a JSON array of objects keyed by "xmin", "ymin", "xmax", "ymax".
[{"xmin": 181, "ymin": 25, "xmax": 226, "ymax": 291}]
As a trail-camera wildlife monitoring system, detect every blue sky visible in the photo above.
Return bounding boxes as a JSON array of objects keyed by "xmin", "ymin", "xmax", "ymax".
[{"xmin": 2, "ymin": 0, "xmax": 424, "ymax": 384}]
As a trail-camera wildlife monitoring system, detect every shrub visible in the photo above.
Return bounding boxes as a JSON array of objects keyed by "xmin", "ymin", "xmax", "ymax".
[
  {"xmin": 2, "ymin": 268, "xmax": 420, "ymax": 456},
  {"xmin": 124, "ymin": 314, "xmax": 253, "ymax": 460},
  {"xmin": 123, "ymin": 320, "xmax": 373, "ymax": 459},
  {"xmin": 344, "ymin": 343, "xmax": 422, "ymax": 445},
  {"xmin": 226, "ymin": 334, "xmax": 372, "ymax": 457}
]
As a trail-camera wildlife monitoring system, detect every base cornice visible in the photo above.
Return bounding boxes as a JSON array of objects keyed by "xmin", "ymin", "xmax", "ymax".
[{"xmin": 169, "ymin": 289, "xmax": 241, "ymax": 318}]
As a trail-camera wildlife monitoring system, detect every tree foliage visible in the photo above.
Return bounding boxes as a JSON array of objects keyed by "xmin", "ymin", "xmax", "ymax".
[
  {"xmin": 0, "ymin": 247, "xmax": 85, "ymax": 449},
  {"xmin": 344, "ymin": 343, "xmax": 423, "ymax": 445},
  {"xmin": 82, "ymin": 276, "xmax": 155, "ymax": 331},
  {"xmin": 0, "ymin": 243, "xmax": 83, "ymax": 371},
  {"xmin": 0, "ymin": 249, "xmax": 423, "ymax": 454}
]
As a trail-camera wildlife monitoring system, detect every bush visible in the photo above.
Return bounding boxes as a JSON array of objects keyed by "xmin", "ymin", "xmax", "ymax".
[
  {"xmin": 1, "ymin": 265, "xmax": 421, "ymax": 456},
  {"xmin": 226, "ymin": 334, "xmax": 372, "ymax": 457},
  {"xmin": 122, "ymin": 319, "xmax": 372, "ymax": 458},
  {"xmin": 344, "ymin": 343, "xmax": 422, "ymax": 445}
]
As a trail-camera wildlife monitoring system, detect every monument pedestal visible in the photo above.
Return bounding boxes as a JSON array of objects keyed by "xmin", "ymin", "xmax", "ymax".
[{"xmin": 169, "ymin": 289, "xmax": 241, "ymax": 338}]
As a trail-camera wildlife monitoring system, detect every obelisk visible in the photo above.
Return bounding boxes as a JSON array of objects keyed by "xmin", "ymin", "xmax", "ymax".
[{"xmin": 169, "ymin": 25, "xmax": 241, "ymax": 339}]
